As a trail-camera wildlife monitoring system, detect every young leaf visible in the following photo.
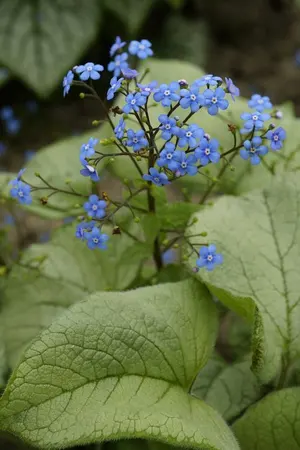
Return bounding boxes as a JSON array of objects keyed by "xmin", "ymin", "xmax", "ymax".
[
  {"xmin": 232, "ymin": 388, "xmax": 300, "ymax": 449},
  {"xmin": 0, "ymin": 280, "xmax": 238, "ymax": 450},
  {"xmin": 187, "ymin": 175, "xmax": 300, "ymax": 382},
  {"xmin": 1, "ymin": 225, "xmax": 150, "ymax": 369},
  {"xmin": 0, "ymin": 0, "xmax": 101, "ymax": 96},
  {"xmin": 192, "ymin": 357, "xmax": 261, "ymax": 421}
]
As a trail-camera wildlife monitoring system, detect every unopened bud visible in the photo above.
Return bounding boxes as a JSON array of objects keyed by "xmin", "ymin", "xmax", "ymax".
[
  {"xmin": 173, "ymin": 243, "xmax": 179, "ymax": 249},
  {"xmin": 162, "ymin": 239, "xmax": 169, "ymax": 246},
  {"xmin": 134, "ymin": 217, "xmax": 140, "ymax": 223},
  {"xmin": 192, "ymin": 217, "xmax": 198, "ymax": 224},
  {"xmin": 112, "ymin": 226, "xmax": 121, "ymax": 235},
  {"xmin": 34, "ymin": 172, "xmax": 40, "ymax": 177},
  {"xmin": 192, "ymin": 267, "xmax": 199, "ymax": 273},
  {"xmin": 0, "ymin": 266, "xmax": 7, "ymax": 276},
  {"xmin": 199, "ymin": 231, "xmax": 207, "ymax": 236},
  {"xmin": 228, "ymin": 124, "xmax": 237, "ymax": 133},
  {"xmin": 183, "ymin": 255, "xmax": 189, "ymax": 261},
  {"xmin": 269, "ymin": 123, "xmax": 276, "ymax": 130},
  {"xmin": 74, "ymin": 203, "xmax": 81, "ymax": 208},
  {"xmin": 204, "ymin": 133, "xmax": 211, "ymax": 140},
  {"xmin": 40, "ymin": 197, "xmax": 48, "ymax": 205},
  {"xmin": 92, "ymin": 120, "xmax": 101, "ymax": 126},
  {"xmin": 65, "ymin": 179, "xmax": 71, "ymax": 184},
  {"xmin": 275, "ymin": 110, "xmax": 283, "ymax": 119},
  {"xmin": 174, "ymin": 115, "xmax": 180, "ymax": 121},
  {"xmin": 136, "ymin": 156, "xmax": 142, "ymax": 161},
  {"xmin": 79, "ymin": 93, "xmax": 85, "ymax": 99},
  {"xmin": 109, "ymin": 157, "xmax": 115, "ymax": 163},
  {"xmin": 178, "ymin": 79, "xmax": 188, "ymax": 88}
]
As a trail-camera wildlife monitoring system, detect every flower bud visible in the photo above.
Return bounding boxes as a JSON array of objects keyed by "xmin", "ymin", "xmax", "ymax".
[
  {"xmin": 79, "ymin": 93, "xmax": 85, "ymax": 99},
  {"xmin": 178, "ymin": 79, "xmax": 188, "ymax": 88},
  {"xmin": 40, "ymin": 197, "xmax": 48, "ymax": 205},
  {"xmin": 134, "ymin": 217, "xmax": 140, "ymax": 223},
  {"xmin": 34, "ymin": 172, "xmax": 41, "ymax": 177},
  {"xmin": 192, "ymin": 267, "xmax": 199, "ymax": 273},
  {"xmin": 92, "ymin": 120, "xmax": 101, "ymax": 126},
  {"xmin": 275, "ymin": 110, "xmax": 283, "ymax": 119},
  {"xmin": 204, "ymin": 133, "xmax": 211, "ymax": 140},
  {"xmin": 269, "ymin": 123, "xmax": 276, "ymax": 130},
  {"xmin": 173, "ymin": 243, "xmax": 179, "ymax": 249},
  {"xmin": 199, "ymin": 231, "xmax": 207, "ymax": 236}
]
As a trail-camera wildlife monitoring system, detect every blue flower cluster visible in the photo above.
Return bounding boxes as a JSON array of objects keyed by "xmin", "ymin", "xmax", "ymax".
[
  {"xmin": 76, "ymin": 221, "xmax": 109, "ymax": 250},
  {"xmin": 0, "ymin": 106, "xmax": 21, "ymax": 135},
  {"xmin": 9, "ymin": 170, "xmax": 32, "ymax": 205},
  {"xmin": 239, "ymin": 93, "xmax": 286, "ymax": 165}
]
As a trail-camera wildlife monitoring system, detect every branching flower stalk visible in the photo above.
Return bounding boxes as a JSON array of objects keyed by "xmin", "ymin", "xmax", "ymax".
[{"xmin": 7, "ymin": 37, "xmax": 287, "ymax": 273}]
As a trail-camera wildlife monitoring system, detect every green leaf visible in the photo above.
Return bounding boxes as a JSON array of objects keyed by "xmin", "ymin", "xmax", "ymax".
[
  {"xmin": 165, "ymin": 0, "xmax": 185, "ymax": 8},
  {"xmin": 0, "ymin": 0, "xmax": 101, "ymax": 96},
  {"xmin": 3, "ymin": 124, "xmax": 112, "ymax": 220},
  {"xmin": 0, "ymin": 325, "xmax": 7, "ymax": 388},
  {"xmin": 104, "ymin": 0, "xmax": 155, "ymax": 35},
  {"xmin": 232, "ymin": 388, "xmax": 300, "ymax": 449},
  {"xmin": 186, "ymin": 174, "xmax": 300, "ymax": 382},
  {"xmin": 0, "ymin": 280, "xmax": 238, "ymax": 450},
  {"xmin": 158, "ymin": 202, "xmax": 201, "ymax": 229},
  {"xmin": 1, "ymin": 224, "xmax": 150, "ymax": 369},
  {"xmin": 192, "ymin": 357, "xmax": 261, "ymax": 421}
]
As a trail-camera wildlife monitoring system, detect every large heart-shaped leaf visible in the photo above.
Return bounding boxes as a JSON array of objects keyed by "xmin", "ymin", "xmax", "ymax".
[
  {"xmin": 232, "ymin": 388, "xmax": 300, "ymax": 449},
  {"xmin": 104, "ymin": 0, "xmax": 155, "ymax": 35},
  {"xmin": 192, "ymin": 356, "xmax": 261, "ymax": 421},
  {"xmin": 0, "ymin": 0, "xmax": 101, "ymax": 96},
  {"xmin": 186, "ymin": 175, "xmax": 300, "ymax": 382},
  {"xmin": 1, "ymin": 224, "xmax": 150, "ymax": 368},
  {"xmin": 0, "ymin": 280, "xmax": 239, "ymax": 450}
]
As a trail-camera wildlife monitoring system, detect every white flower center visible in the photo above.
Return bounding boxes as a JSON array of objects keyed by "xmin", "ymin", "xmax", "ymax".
[
  {"xmin": 252, "ymin": 115, "xmax": 258, "ymax": 121},
  {"xmin": 139, "ymin": 44, "xmax": 145, "ymax": 50},
  {"xmin": 250, "ymin": 147, "xmax": 256, "ymax": 153},
  {"xmin": 205, "ymin": 148, "xmax": 210, "ymax": 155},
  {"xmin": 87, "ymin": 65, "xmax": 93, "ymax": 71},
  {"xmin": 154, "ymin": 177, "xmax": 160, "ymax": 183},
  {"xmin": 190, "ymin": 94, "xmax": 196, "ymax": 101},
  {"xmin": 112, "ymin": 83, "xmax": 116, "ymax": 89},
  {"xmin": 131, "ymin": 99, "xmax": 136, "ymax": 105},
  {"xmin": 145, "ymin": 87, "xmax": 150, "ymax": 92},
  {"xmin": 92, "ymin": 204, "xmax": 98, "ymax": 211},
  {"xmin": 181, "ymin": 162, "xmax": 187, "ymax": 168},
  {"xmin": 167, "ymin": 153, "xmax": 172, "ymax": 159},
  {"xmin": 164, "ymin": 90, "xmax": 170, "ymax": 96},
  {"xmin": 115, "ymin": 61, "xmax": 120, "ymax": 66},
  {"xmin": 84, "ymin": 145, "xmax": 89, "ymax": 151},
  {"xmin": 257, "ymin": 99, "xmax": 263, "ymax": 104},
  {"xmin": 211, "ymin": 97, "xmax": 218, "ymax": 104},
  {"xmin": 205, "ymin": 76, "xmax": 211, "ymax": 81},
  {"xmin": 274, "ymin": 135, "xmax": 279, "ymax": 141},
  {"xmin": 207, "ymin": 254, "xmax": 213, "ymax": 262},
  {"xmin": 133, "ymin": 138, "xmax": 138, "ymax": 143},
  {"xmin": 87, "ymin": 165, "xmax": 95, "ymax": 173},
  {"xmin": 186, "ymin": 131, "xmax": 192, "ymax": 137},
  {"xmin": 165, "ymin": 124, "xmax": 171, "ymax": 129},
  {"xmin": 93, "ymin": 238, "xmax": 99, "ymax": 243},
  {"xmin": 18, "ymin": 190, "xmax": 24, "ymax": 197}
]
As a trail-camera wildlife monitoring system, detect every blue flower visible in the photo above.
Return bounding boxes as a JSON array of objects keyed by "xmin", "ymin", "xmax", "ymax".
[
  {"xmin": 5, "ymin": 118, "xmax": 21, "ymax": 135},
  {"xmin": 195, "ymin": 138, "xmax": 220, "ymax": 166},
  {"xmin": 157, "ymin": 142, "xmax": 176, "ymax": 168},
  {"xmin": 194, "ymin": 74, "xmax": 222, "ymax": 87},
  {"xmin": 121, "ymin": 68, "xmax": 139, "ymax": 79},
  {"xmin": 84, "ymin": 194, "xmax": 107, "ymax": 219},
  {"xmin": 239, "ymin": 137, "xmax": 268, "ymax": 165},
  {"xmin": 162, "ymin": 249, "xmax": 176, "ymax": 265},
  {"xmin": 123, "ymin": 92, "xmax": 146, "ymax": 114},
  {"xmin": 204, "ymin": 87, "xmax": 229, "ymax": 115},
  {"xmin": 76, "ymin": 62, "xmax": 104, "ymax": 81},
  {"xmin": 0, "ymin": 106, "xmax": 13, "ymax": 121},
  {"xmin": 129, "ymin": 39, "xmax": 153, "ymax": 59},
  {"xmin": 10, "ymin": 180, "xmax": 32, "ymax": 205},
  {"xmin": 138, "ymin": 81, "xmax": 157, "ymax": 96},
  {"xmin": 225, "ymin": 77, "xmax": 240, "ymax": 101},
  {"xmin": 196, "ymin": 244, "xmax": 223, "ymax": 271},
  {"xmin": 80, "ymin": 161, "xmax": 100, "ymax": 182},
  {"xmin": 180, "ymin": 84, "xmax": 205, "ymax": 112},
  {"xmin": 86, "ymin": 227, "xmax": 109, "ymax": 250},
  {"xmin": 75, "ymin": 221, "xmax": 96, "ymax": 240},
  {"xmin": 107, "ymin": 76, "xmax": 124, "ymax": 101},
  {"xmin": 110, "ymin": 36, "xmax": 126, "ymax": 57},
  {"xmin": 248, "ymin": 94, "xmax": 273, "ymax": 112},
  {"xmin": 63, "ymin": 70, "xmax": 74, "ymax": 97},
  {"xmin": 108, "ymin": 53, "xmax": 128, "ymax": 77},
  {"xmin": 126, "ymin": 129, "xmax": 148, "ymax": 152},
  {"xmin": 114, "ymin": 117, "xmax": 125, "ymax": 139},
  {"xmin": 266, "ymin": 127, "xmax": 286, "ymax": 151},
  {"xmin": 240, "ymin": 111, "xmax": 270, "ymax": 133},
  {"xmin": 80, "ymin": 138, "xmax": 98, "ymax": 163},
  {"xmin": 158, "ymin": 114, "xmax": 178, "ymax": 140},
  {"xmin": 153, "ymin": 82, "xmax": 180, "ymax": 107},
  {"xmin": 143, "ymin": 167, "xmax": 170, "ymax": 186},
  {"xmin": 177, "ymin": 124, "xmax": 204, "ymax": 148},
  {"xmin": 0, "ymin": 142, "xmax": 7, "ymax": 156},
  {"xmin": 172, "ymin": 151, "xmax": 198, "ymax": 176}
]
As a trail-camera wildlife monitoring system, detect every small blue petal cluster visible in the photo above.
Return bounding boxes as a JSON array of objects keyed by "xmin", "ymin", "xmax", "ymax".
[
  {"xmin": 76, "ymin": 221, "xmax": 109, "ymax": 250},
  {"xmin": 76, "ymin": 63, "xmax": 104, "ymax": 81},
  {"xmin": 9, "ymin": 170, "xmax": 32, "ymax": 205},
  {"xmin": 1, "ymin": 106, "xmax": 21, "ymax": 135},
  {"xmin": 239, "ymin": 92, "xmax": 286, "ymax": 165},
  {"xmin": 196, "ymin": 245, "xmax": 223, "ymax": 271},
  {"xmin": 84, "ymin": 195, "xmax": 107, "ymax": 219}
]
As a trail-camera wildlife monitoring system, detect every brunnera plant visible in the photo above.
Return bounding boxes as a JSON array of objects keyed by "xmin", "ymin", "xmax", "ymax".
[{"xmin": 0, "ymin": 37, "xmax": 300, "ymax": 450}]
